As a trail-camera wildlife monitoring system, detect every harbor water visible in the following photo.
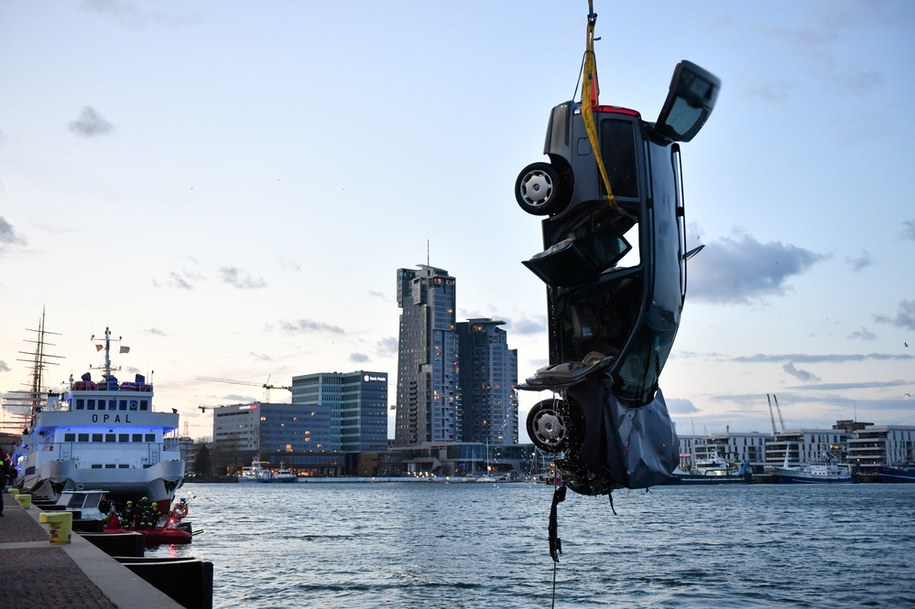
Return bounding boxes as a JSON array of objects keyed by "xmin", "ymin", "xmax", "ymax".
[{"xmin": 151, "ymin": 482, "xmax": 915, "ymax": 608}]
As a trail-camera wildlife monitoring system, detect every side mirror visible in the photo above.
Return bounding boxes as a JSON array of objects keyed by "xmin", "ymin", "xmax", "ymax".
[{"xmin": 655, "ymin": 60, "xmax": 720, "ymax": 142}]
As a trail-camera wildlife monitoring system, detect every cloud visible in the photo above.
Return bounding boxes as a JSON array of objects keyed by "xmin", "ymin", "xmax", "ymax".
[
  {"xmin": 665, "ymin": 397, "xmax": 700, "ymax": 414},
  {"xmin": 688, "ymin": 231, "xmax": 826, "ymax": 305},
  {"xmin": 847, "ymin": 327, "xmax": 876, "ymax": 341},
  {"xmin": 847, "ymin": 250, "xmax": 873, "ymax": 271},
  {"xmin": 902, "ymin": 220, "xmax": 915, "ymax": 241},
  {"xmin": 81, "ymin": 0, "xmax": 197, "ymax": 27},
  {"xmin": 0, "ymin": 360, "xmax": 10, "ymax": 373},
  {"xmin": 68, "ymin": 106, "xmax": 115, "ymax": 137},
  {"xmin": 505, "ymin": 314, "xmax": 547, "ymax": 336},
  {"xmin": 367, "ymin": 290, "xmax": 386, "ymax": 300},
  {"xmin": 223, "ymin": 393, "xmax": 257, "ymax": 403},
  {"xmin": 791, "ymin": 379, "xmax": 910, "ymax": 392},
  {"xmin": 219, "ymin": 266, "xmax": 266, "ymax": 289},
  {"xmin": 278, "ymin": 319, "xmax": 344, "ymax": 335},
  {"xmin": 873, "ymin": 299, "xmax": 915, "ymax": 331},
  {"xmin": 782, "ymin": 362, "xmax": 820, "ymax": 383},
  {"xmin": 152, "ymin": 271, "xmax": 194, "ymax": 290},
  {"xmin": 0, "ymin": 217, "xmax": 26, "ymax": 251},
  {"xmin": 350, "ymin": 352, "xmax": 370, "ymax": 363},
  {"xmin": 745, "ymin": 81, "xmax": 793, "ymax": 103},
  {"xmin": 143, "ymin": 328, "xmax": 167, "ymax": 336},
  {"xmin": 250, "ymin": 352, "xmax": 272, "ymax": 362},
  {"xmin": 734, "ymin": 352, "xmax": 912, "ymax": 364},
  {"xmin": 377, "ymin": 337, "xmax": 398, "ymax": 355}
]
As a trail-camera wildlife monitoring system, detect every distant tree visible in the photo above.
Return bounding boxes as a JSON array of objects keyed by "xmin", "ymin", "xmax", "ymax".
[{"xmin": 193, "ymin": 443, "xmax": 213, "ymax": 476}]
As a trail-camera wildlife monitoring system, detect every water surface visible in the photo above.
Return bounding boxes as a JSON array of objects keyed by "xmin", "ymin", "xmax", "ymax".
[{"xmin": 150, "ymin": 482, "xmax": 915, "ymax": 608}]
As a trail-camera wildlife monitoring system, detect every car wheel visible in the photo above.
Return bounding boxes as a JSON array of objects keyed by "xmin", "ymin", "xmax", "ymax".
[
  {"xmin": 527, "ymin": 399, "xmax": 570, "ymax": 452},
  {"xmin": 515, "ymin": 162, "xmax": 568, "ymax": 216}
]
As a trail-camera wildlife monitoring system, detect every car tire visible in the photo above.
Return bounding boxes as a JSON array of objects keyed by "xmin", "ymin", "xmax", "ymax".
[
  {"xmin": 515, "ymin": 162, "xmax": 568, "ymax": 216},
  {"xmin": 527, "ymin": 398, "xmax": 582, "ymax": 453}
]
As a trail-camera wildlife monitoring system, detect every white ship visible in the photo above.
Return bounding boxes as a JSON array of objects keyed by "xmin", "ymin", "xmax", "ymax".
[
  {"xmin": 13, "ymin": 324, "xmax": 185, "ymax": 510},
  {"xmin": 239, "ymin": 458, "xmax": 274, "ymax": 483}
]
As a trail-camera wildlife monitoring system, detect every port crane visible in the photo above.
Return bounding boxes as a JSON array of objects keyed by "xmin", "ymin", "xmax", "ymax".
[
  {"xmin": 196, "ymin": 375, "xmax": 292, "ymax": 402},
  {"xmin": 766, "ymin": 393, "xmax": 786, "ymax": 434}
]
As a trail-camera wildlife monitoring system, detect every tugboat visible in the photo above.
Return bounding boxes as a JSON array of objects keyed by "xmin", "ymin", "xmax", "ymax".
[{"xmin": 13, "ymin": 325, "xmax": 185, "ymax": 512}]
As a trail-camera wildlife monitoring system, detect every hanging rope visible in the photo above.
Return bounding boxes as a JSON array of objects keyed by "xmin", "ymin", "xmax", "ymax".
[{"xmin": 580, "ymin": 0, "xmax": 617, "ymax": 208}]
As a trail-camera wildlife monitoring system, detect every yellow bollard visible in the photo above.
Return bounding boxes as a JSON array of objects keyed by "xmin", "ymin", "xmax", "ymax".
[
  {"xmin": 7, "ymin": 487, "xmax": 21, "ymax": 495},
  {"xmin": 14, "ymin": 493, "xmax": 31, "ymax": 509},
  {"xmin": 44, "ymin": 512, "xmax": 73, "ymax": 544}
]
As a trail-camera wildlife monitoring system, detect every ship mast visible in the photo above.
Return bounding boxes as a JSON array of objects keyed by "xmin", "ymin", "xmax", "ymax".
[{"xmin": 1, "ymin": 309, "xmax": 63, "ymax": 432}]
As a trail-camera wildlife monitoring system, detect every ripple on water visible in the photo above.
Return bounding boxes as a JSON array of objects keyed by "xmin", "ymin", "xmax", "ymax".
[{"xmin": 145, "ymin": 483, "xmax": 915, "ymax": 609}]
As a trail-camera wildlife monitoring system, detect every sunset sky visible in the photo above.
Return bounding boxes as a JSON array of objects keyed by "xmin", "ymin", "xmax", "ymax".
[{"xmin": 1, "ymin": 1, "xmax": 913, "ymax": 441}]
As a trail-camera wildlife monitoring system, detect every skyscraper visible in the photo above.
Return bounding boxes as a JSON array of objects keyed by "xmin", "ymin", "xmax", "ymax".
[
  {"xmin": 456, "ymin": 318, "xmax": 519, "ymax": 446},
  {"xmin": 394, "ymin": 265, "xmax": 461, "ymax": 446}
]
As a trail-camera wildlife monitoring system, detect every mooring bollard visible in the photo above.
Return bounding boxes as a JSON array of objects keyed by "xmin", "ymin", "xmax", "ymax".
[
  {"xmin": 14, "ymin": 493, "xmax": 32, "ymax": 509},
  {"xmin": 39, "ymin": 511, "xmax": 73, "ymax": 544}
]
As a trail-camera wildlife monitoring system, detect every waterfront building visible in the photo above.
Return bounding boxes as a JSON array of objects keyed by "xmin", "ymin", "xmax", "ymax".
[
  {"xmin": 456, "ymin": 318, "xmax": 519, "ymax": 445},
  {"xmin": 677, "ymin": 432, "xmax": 771, "ymax": 472},
  {"xmin": 292, "ymin": 371, "xmax": 388, "ymax": 453},
  {"xmin": 762, "ymin": 429, "xmax": 849, "ymax": 466},
  {"xmin": 394, "ymin": 265, "xmax": 461, "ymax": 446},
  {"xmin": 210, "ymin": 402, "xmax": 332, "ymax": 473},
  {"xmin": 846, "ymin": 425, "xmax": 915, "ymax": 474}
]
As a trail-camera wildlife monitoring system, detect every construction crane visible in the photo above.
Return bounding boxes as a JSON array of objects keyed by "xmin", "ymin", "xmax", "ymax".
[
  {"xmin": 766, "ymin": 394, "xmax": 786, "ymax": 434},
  {"xmin": 196, "ymin": 376, "xmax": 292, "ymax": 402}
]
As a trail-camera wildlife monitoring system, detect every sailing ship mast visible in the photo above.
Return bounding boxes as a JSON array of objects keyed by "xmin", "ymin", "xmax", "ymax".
[{"xmin": 1, "ymin": 309, "xmax": 64, "ymax": 433}]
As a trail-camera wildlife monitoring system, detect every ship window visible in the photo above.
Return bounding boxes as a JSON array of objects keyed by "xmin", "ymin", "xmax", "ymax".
[
  {"xmin": 132, "ymin": 434, "xmax": 143, "ymax": 442},
  {"xmin": 64, "ymin": 433, "xmax": 76, "ymax": 442},
  {"xmin": 120, "ymin": 400, "xmax": 129, "ymax": 410},
  {"xmin": 66, "ymin": 495, "xmax": 84, "ymax": 509},
  {"xmin": 118, "ymin": 434, "xmax": 129, "ymax": 442},
  {"xmin": 105, "ymin": 434, "xmax": 116, "ymax": 442},
  {"xmin": 91, "ymin": 464, "xmax": 103, "ymax": 469},
  {"xmin": 75, "ymin": 400, "xmax": 84, "ymax": 410},
  {"xmin": 91, "ymin": 433, "xmax": 103, "ymax": 442},
  {"xmin": 145, "ymin": 434, "xmax": 155, "ymax": 442},
  {"xmin": 118, "ymin": 464, "xmax": 129, "ymax": 468},
  {"xmin": 108, "ymin": 400, "xmax": 117, "ymax": 411},
  {"xmin": 104, "ymin": 464, "xmax": 116, "ymax": 469},
  {"xmin": 140, "ymin": 400, "xmax": 149, "ymax": 410},
  {"xmin": 130, "ymin": 400, "xmax": 139, "ymax": 411},
  {"xmin": 87, "ymin": 399, "xmax": 95, "ymax": 410},
  {"xmin": 78, "ymin": 433, "xmax": 89, "ymax": 442}
]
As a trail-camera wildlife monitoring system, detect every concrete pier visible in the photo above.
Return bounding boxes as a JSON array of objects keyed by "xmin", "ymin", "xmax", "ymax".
[{"xmin": 1, "ymin": 492, "xmax": 184, "ymax": 609}]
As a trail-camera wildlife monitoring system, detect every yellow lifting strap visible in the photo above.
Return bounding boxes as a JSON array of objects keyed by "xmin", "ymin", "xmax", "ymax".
[{"xmin": 581, "ymin": 0, "xmax": 616, "ymax": 208}]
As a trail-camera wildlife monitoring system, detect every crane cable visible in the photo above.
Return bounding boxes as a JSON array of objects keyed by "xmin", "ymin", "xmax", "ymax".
[{"xmin": 581, "ymin": 0, "xmax": 616, "ymax": 209}]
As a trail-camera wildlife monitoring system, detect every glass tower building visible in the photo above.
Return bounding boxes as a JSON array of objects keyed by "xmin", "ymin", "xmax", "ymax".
[
  {"xmin": 291, "ymin": 371, "xmax": 388, "ymax": 453},
  {"xmin": 456, "ymin": 318, "xmax": 519, "ymax": 445},
  {"xmin": 394, "ymin": 265, "xmax": 461, "ymax": 446}
]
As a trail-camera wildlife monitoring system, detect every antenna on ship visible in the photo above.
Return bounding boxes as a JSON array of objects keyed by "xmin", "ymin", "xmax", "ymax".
[{"xmin": 90, "ymin": 328, "xmax": 129, "ymax": 385}]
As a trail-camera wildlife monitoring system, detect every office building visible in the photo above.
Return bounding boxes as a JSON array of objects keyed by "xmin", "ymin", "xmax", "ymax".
[
  {"xmin": 292, "ymin": 371, "xmax": 388, "ymax": 453},
  {"xmin": 456, "ymin": 318, "xmax": 518, "ymax": 445},
  {"xmin": 394, "ymin": 265, "xmax": 461, "ymax": 446}
]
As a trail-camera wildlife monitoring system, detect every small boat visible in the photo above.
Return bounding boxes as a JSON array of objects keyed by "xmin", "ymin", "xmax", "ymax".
[
  {"xmin": 57, "ymin": 489, "xmax": 193, "ymax": 546},
  {"xmin": 239, "ymin": 458, "xmax": 273, "ymax": 483},
  {"xmin": 273, "ymin": 463, "xmax": 296, "ymax": 483}
]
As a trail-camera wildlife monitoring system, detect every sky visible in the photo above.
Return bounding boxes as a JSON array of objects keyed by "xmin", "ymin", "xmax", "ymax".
[{"xmin": 1, "ymin": 0, "xmax": 913, "ymax": 442}]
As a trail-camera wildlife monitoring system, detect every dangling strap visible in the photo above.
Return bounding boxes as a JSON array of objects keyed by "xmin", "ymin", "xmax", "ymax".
[{"xmin": 548, "ymin": 483, "xmax": 567, "ymax": 562}]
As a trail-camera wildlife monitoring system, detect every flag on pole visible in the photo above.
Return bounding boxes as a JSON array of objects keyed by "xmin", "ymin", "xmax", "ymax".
[
  {"xmin": 95, "ymin": 344, "xmax": 104, "ymax": 352},
  {"xmin": 119, "ymin": 346, "xmax": 130, "ymax": 354}
]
